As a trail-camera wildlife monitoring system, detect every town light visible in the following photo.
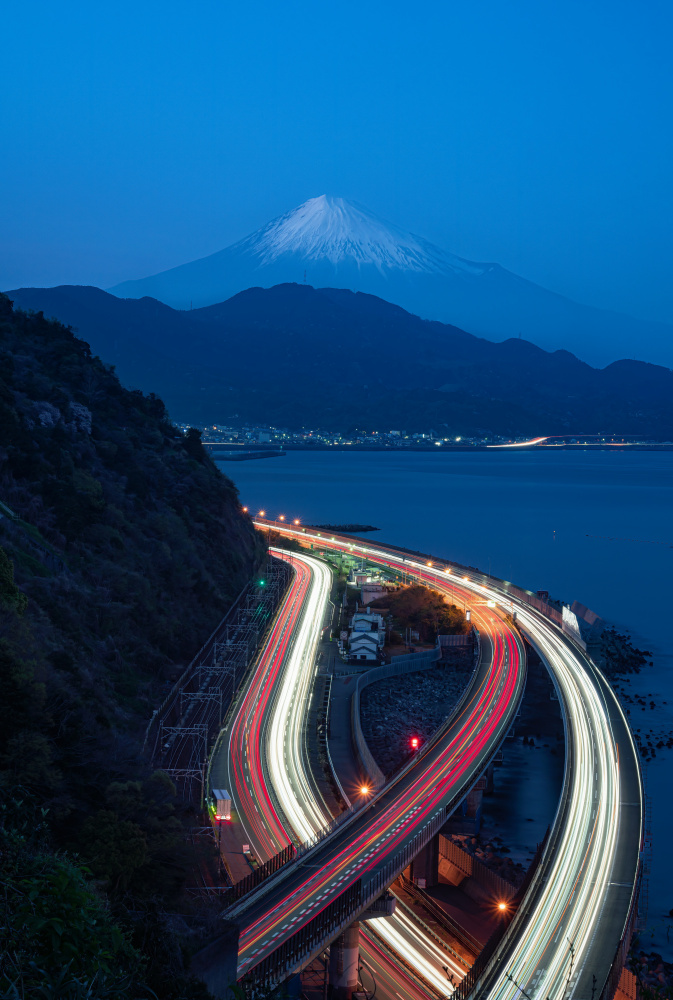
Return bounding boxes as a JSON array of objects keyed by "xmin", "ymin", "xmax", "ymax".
[
  {"xmin": 498, "ymin": 901, "xmax": 508, "ymax": 911},
  {"xmin": 259, "ymin": 510, "xmax": 266, "ymax": 516},
  {"xmin": 279, "ymin": 515, "xmax": 285, "ymax": 520},
  {"xmin": 360, "ymin": 785, "xmax": 370, "ymax": 795},
  {"xmin": 294, "ymin": 519, "xmax": 300, "ymax": 525},
  {"xmin": 242, "ymin": 506, "xmax": 248, "ymax": 512}
]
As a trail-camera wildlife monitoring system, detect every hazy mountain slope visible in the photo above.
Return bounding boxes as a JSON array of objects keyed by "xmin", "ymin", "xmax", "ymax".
[
  {"xmin": 107, "ymin": 195, "xmax": 673, "ymax": 368},
  {"xmin": 8, "ymin": 282, "xmax": 673, "ymax": 438}
]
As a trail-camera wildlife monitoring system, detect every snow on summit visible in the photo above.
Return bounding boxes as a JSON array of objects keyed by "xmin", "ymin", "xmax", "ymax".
[{"xmin": 238, "ymin": 195, "xmax": 484, "ymax": 275}]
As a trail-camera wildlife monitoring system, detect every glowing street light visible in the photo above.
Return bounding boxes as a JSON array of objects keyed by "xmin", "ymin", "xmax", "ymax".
[
  {"xmin": 259, "ymin": 510, "xmax": 266, "ymax": 517},
  {"xmin": 360, "ymin": 784, "xmax": 370, "ymax": 795}
]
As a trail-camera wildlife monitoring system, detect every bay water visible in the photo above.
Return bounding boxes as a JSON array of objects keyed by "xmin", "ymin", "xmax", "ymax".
[{"xmin": 218, "ymin": 449, "xmax": 673, "ymax": 949}]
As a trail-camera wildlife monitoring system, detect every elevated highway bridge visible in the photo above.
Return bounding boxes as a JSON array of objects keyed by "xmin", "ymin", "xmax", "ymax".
[{"xmin": 194, "ymin": 521, "xmax": 641, "ymax": 1000}]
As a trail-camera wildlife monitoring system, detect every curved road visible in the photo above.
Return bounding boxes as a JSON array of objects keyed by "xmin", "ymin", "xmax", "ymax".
[
  {"xmin": 223, "ymin": 547, "xmax": 525, "ymax": 983},
  {"xmin": 258, "ymin": 523, "xmax": 642, "ymax": 1000},
  {"xmin": 211, "ymin": 549, "xmax": 481, "ymax": 997}
]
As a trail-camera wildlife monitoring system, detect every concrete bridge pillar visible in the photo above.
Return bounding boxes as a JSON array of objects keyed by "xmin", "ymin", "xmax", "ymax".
[
  {"xmin": 329, "ymin": 921, "xmax": 360, "ymax": 1000},
  {"xmin": 411, "ymin": 832, "xmax": 439, "ymax": 887}
]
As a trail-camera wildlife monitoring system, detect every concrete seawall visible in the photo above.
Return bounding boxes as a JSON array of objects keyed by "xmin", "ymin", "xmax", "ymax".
[{"xmin": 350, "ymin": 647, "xmax": 441, "ymax": 789}]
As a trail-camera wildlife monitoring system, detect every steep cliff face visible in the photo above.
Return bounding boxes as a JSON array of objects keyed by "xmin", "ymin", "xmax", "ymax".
[{"xmin": 0, "ymin": 291, "xmax": 266, "ymax": 995}]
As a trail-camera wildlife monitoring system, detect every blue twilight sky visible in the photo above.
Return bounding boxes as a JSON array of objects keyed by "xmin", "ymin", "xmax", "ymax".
[{"xmin": 1, "ymin": 0, "xmax": 672, "ymax": 324}]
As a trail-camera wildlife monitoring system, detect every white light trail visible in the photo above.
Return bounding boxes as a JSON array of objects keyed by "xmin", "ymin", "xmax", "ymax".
[
  {"xmin": 257, "ymin": 523, "xmax": 639, "ymax": 1000},
  {"xmin": 266, "ymin": 548, "xmax": 466, "ymax": 992}
]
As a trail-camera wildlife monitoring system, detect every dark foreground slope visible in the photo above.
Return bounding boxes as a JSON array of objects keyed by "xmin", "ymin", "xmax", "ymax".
[
  {"xmin": 0, "ymin": 292, "xmax": 264, "ymax": 997},
  {"xmin": 9, "ymin": 282, "xmax": 673, "ymax": 438}
]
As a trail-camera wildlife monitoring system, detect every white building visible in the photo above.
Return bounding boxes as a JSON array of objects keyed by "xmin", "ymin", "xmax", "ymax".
[
  {"xmin": 350, "ymin": 609, "xmax": 385, "ymax": 647},
  {"xmin": 349, "ymin": 631, "xmax": 380, "ymax": 663}
]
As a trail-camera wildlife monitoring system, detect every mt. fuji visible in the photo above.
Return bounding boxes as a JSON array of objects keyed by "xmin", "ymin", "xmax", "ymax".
[{"xmin": 109, "ymin": 195, "xmax": 672, "ymax": 368}]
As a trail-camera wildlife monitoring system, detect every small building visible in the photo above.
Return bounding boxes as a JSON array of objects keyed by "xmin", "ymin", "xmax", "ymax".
[
  {"xmin": 360, "ymin": 583, "xmax": 388, "ymax": 606},
  {"xmin": 349, "ymin": 631, "xmax": 380, "ymax": 663},
  {"xmin": 350, "ymin": 610, "xmax": 385, "ymax": 647}
]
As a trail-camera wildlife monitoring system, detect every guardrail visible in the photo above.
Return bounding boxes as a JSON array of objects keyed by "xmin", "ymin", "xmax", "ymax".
[
  {"xmin": 248, "ymin": 803, "xmax": 457, "ymax": 984},
  {"xmin": 598, "ymin": 861, "xmax": 642, "ymax": 1000},
  {"xmin": 350, "ymin": 646, "xmax": 441, "ymax": 788},
  {"xmin": 253, "ymin": 521, "xmax": 641, "ymax": 1000},
  {"xmin": 397, "ymin": 873, "xmax": 483, "ymax": 957},
  {"xmin": 244, "ymin": 675, "xmax": 525, "ymax": 986}
]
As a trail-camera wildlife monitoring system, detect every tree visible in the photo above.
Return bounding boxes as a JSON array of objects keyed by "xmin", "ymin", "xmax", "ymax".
[{"xmin": 0, "ymin": 546, "xmax": 27, "ymax": 614}]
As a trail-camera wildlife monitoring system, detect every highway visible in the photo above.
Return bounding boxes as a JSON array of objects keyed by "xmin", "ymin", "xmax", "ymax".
[
  {"xmin": 212, "ymin": 548, "xmax": 483, "ymax": 997},
  {"xmin": 255, "ymin": 522, "xmax": 641, "ymax": 1000},
  {"xmin": 223, "ymin": 544, "xmax": 525, "ymax": 984}
]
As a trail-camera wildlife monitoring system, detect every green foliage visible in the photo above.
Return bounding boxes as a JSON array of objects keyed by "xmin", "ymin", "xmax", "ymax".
[
  {"xmin": 0, "ymin": 293, "xmax": 268, "ymax": 997},
  {"xmin": 370, "ymin": 584, "xmax": 469, "ymax": 642},
  {"xmin": 0, "ymin": 546, "xmax": 27, "ymax": 614},
  {"xmin": 80, "ymin": 773, "xmax": 187, "ymax": 899},
  {"xmin": 0, "ymin": 798, "xmax": 144, "ymax": 999}
]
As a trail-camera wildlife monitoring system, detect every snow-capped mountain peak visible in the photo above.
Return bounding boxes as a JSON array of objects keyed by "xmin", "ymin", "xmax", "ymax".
[{"xmin": 237, "ymin": 195, "xmax": 484, "ymax": 276}]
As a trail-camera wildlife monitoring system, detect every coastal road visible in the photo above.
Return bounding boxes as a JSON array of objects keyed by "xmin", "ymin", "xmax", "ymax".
[
  {"xmin": 224, "ymin": 541, "xmax": 526, "ymax": 983},
  {"xmin": 212, "ymin": 548, "xmax": 482, "ymax": 997},
  {"xmin": 258, "ymin": 522, "xmax": 642, "ymax": 1000}
]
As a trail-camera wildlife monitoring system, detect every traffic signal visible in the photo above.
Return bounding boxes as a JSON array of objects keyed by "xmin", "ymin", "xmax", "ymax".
[{"xmin": 410, "ymin": 736, "xmax": 420, "ymax": 750}]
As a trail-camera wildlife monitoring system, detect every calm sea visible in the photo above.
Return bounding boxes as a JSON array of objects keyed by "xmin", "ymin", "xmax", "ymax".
[{"xmin": 218, "ymin": 449, "xmax": 673, "ymax": 949}]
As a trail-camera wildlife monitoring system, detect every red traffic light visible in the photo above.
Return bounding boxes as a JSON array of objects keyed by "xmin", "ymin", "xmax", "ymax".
[{"xmin": 410, "ymin": 736, "xmax": 420, "ymax": 749}]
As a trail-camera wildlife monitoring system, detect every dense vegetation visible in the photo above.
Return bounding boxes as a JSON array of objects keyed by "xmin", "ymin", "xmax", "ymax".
[
  {"xmin": 370, "ymin": 584, "xmax": 470, "ymax": 643},
  {"xmin": 0, "ymin": 293, "xmax": 264, "ymax": 996}
]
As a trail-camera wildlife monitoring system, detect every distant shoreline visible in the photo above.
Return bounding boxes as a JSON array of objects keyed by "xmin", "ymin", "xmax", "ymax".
[{"xmin": 207, "ymin": 442, "xmax": 673, "ymax": 453}]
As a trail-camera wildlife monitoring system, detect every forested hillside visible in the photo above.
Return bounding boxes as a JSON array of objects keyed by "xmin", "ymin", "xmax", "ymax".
[{"xmin": 0, "ymin": 292, "xmax": 264, "ymax": 997}]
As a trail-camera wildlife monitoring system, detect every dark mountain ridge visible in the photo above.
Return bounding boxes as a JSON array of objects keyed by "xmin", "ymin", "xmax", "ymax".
[
  {"xmin": 106, "ymin": 195, "xmax": 673, "ymax": 368},
  {"xmin": 8, "ymin": 282, "xmax": 673, "ymax": 438}
]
